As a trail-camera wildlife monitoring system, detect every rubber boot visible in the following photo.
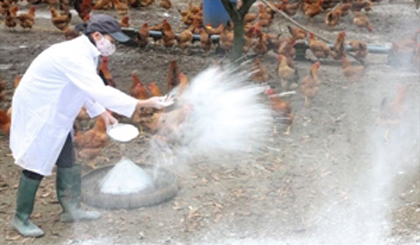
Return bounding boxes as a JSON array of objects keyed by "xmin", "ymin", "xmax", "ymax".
[
  {"xmin": 56, "ymin": 165, "xmax": 101, "ymax": 222},
  {"xmin": 11, "ymin": 173, "xmax": 44, "ymax": 237}
]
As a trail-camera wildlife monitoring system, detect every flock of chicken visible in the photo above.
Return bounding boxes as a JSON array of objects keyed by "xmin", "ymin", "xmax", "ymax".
[{"xmin": 0, "ymin": 0, "xmax": 419, "ymax": 162}]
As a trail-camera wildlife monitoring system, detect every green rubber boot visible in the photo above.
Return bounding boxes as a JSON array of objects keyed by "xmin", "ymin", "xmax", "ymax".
[
  {"xmin": 56, "ymin": 164, "xmax": 101, "ymax": 222},
  {"xmin": 11, "ymin": 173, "xmax": 44, "ymax": 237}
]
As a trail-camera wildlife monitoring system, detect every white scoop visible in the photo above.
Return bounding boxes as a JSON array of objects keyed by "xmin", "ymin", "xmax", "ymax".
[{"xmin": 107, "ymin": 123, "xmax": 139, "ymax": 143}]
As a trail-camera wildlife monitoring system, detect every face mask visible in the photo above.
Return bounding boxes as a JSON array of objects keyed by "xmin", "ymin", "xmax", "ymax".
[{"xmin": 96, "ymin": 34, "xmax": 116, "ymax": 56}]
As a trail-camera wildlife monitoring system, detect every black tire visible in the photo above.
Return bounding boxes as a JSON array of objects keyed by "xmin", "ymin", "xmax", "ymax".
[{"xmin": 81, "ymin": 163, "xmax": 179, "ymax": 209}]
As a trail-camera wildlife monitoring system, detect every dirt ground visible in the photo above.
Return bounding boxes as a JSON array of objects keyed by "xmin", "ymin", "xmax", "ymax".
[{"xmin": 0, "ymin": 0, "xmax": 419, "ymax": 244}]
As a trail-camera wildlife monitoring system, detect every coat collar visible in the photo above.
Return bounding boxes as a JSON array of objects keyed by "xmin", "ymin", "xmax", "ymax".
[{"xmin": 78, "ymin": 35, "xmax": 101, "ymax": 58}]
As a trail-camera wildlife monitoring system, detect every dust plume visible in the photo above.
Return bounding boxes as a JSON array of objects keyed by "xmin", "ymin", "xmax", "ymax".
[{"xmin": 148, "ymin": 65, "xmax": 273, "ymax": 167}]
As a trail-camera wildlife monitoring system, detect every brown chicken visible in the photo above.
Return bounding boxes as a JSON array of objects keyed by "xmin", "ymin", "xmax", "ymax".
[
  {"xmin": 177, "ymin": 73, "xmax": 189, "ymax": 95},
  {"xmin": 150, "ymin": 102, "xmax": 192, "ymax": 137},
  {"xmin": 257, "ymin": 3, "xmax": 274, "ymax": 27},
  {"xmin": 140, "ymin": 0, "xmax": 155, "ymax": 7},
  {"xmin": 334, "ymin": 3, "xmax": 352, "ymax": 17},
  {"xmin": 200, "ymin": 28, "xmax": 212, "ymax": 54},
  {"xmin": 300, "ymin": 61, "xmax": 321, "ymax": 106},
  {"xmin": 112, "ymin": 0, "xmax": 128, "ymax": 17},
  {"xmin": 137, "ymin": 21, "xmax": 149, "ymax": 49},
  {"xmin": 278, "ymin": 38, "xmax": 296, "ymax": 58},
  {"xmin": 253, "ymin": 27, "xmax": 268, "ymax": 56},
  {"xmin": 349, "ymin": 40, "xmax": 368, "ymax": 63},
  {"xmin": 159, "ymin": 0, "xmax": 171, "ymax": 9},
  {"xmin": 93, "ymin": 0, "xmax": 112, "ymax": 10},
  {"xmin": 98, "ymin": 57, "xmax": 116, "ymax": 87},
  {"xmin": 219, "ymin": 25, "xmax": 234, "ymax": 52},
  {"xmin": 0, "ymin": 110, "xmax": 11, "ymax": 135},
  {"xmin": 277, "ymin": 54, "xmax": 296, "ymax": 91},
  {"xmin": 308, "ymin": 32, "xmax": 331, "ymax": 59},
  {"xmin": 180, "ymin": 11, "xmax": 194, "ymax": 26},
  {"xmin": 119, "ymin": 16, "xmax": 129, "ymax": 27},
  {"xmin": 162, "ymin": 20, "xmax": 175, "ymax": 48},
  {"xmin": 353, "ymin": 12, "xmax": 373, "ymax": 32},
  {"xmin": 4, "ymin": 6, "xmax": 19, "ymax": 30},
  {"xmin": 205, "ymin": 23, "xmax": 224, "ymax": 36},
  {"xmin": 50, "ymin": 7, "xmax": 72, "ymax": 31},
  {"xmin": 244, "ymin": 12, "xmax": 259, "ymax": 23},
  {"xmin": 149, "ymin": 82, "xmax": 163, "ymax": 96},
  {"xmin": 75, "ymin": 107, "xmax": 91, "ymax": 131},
  {"xmin": 166, "ymin": 59, "xmax": 181, "ymax": 91},
  {"xmin": 243, "ymin": 26, "xmax": 255, "ymax": 54},
  {"xmin": 378, "ymin": 85, "xmax": 405, "ymax": 140},
  {"xmin": 266, "ymin": 34, "xmax": 284, "ymax": 54},
  {"xmin": 0, "ymin": 0, "xmax": 11, "ymax": 16},
  {"xmin": 351, "ymin": 0, "xmax": 372, "ymax": 12},
  {"xmin": 265, "ymin": 88, "xmax": 294, "ymax": 135},
  {"xmin": 74, "ymin": 117, "xmax": 108, "ymax": 161},
  {"xmin": 17, "ymin": 6, "xmax": 36, "ymax": 30},
  {"xmin": 130, "ymin": 73, "xmax": 153, "ymax": 128},
  {"xmin": 252, "ymin": 57, "xmax": 269, "ymax": 83},
  {"xmin": 64, "ymin": 27, "xmax": 81, "ymax": 40},
  {"xmin": 186, "ymin": 17, "xmax": 202, "ymax": 34},
  {"xmin": 331, "ymin": 31, "xmax": 346, "ymax": 60},
  {"xmin": 176, "ymin": 29, "xmax": 193, "ymax": 54},
  {"xmin": 75, "ymin": 0, "xmax": 92, "ymax": 22},
  {"xmin": 281, "ymin": 0, "xmax": 301, "ymax": 16},
  {"xmin": 304, "ymin": 0, "xmax": 323, "ymax": 19},
  {"xmin": 341, "ymin": 56, "xmax": 365, "ymax": 86},
  {"xmin": 177, "ymin": 7, "xmax": 189, "ymax": 17},
  {"xmin": 288, "ymin": 25, "xmax": 307, "ymax": 40},
  {"xmin": 130, "ymin": 73, "xmax": 150, "ymax": 100},
  {"xmin": 325, "ymin": 10, "xmax": 340, "ymax": 29}
]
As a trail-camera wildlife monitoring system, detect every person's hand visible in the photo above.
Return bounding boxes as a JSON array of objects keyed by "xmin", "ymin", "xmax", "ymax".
[
  {"xmin": 100, "ymin": 110, "xmax": 118, "ymax": 126},
  {"xmin": 147, "ymin": 95, "xmax": 174, "ymax": 109}
]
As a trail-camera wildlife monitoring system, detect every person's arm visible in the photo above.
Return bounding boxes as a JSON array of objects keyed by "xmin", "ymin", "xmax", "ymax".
[
  {"xmin": 59, "ymin": 56, "xmax": 173, "ymax": 117},
  {"xmin": 84, "ymin": 98, "xmax": 106, "ymax": 118},
  {"xmin": 60, "ymin": 55, "xmax": 139, "ymax": 118}
]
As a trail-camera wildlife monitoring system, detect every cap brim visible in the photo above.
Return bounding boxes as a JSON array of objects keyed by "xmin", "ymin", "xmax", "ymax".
[{"xmin": 109, "ymin": 31, "xmax": 130, "ymax": 42}]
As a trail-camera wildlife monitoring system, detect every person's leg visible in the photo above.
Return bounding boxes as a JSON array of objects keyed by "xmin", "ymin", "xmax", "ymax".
[
  {"xmin": 56, "ymin": 133, "xmax": 100, "ymax": 222},
  {"xmin": 12, "ymin": 170, "xmax": 44, "ymax": 237}
]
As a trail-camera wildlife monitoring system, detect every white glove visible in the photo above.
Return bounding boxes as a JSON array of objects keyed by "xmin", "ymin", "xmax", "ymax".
[
  {"xmin": 100, "ymin": 111, "xmax": 118, "ymax": 126},
  {"xmin": 148, "ymin": 95, "xmax": 174, "ymax": 109}
]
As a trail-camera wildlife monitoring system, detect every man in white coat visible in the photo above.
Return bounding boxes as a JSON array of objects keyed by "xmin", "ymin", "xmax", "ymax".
[{"xmin": 10, "ymin": 14, "xmax": 173, "ymax": 237}]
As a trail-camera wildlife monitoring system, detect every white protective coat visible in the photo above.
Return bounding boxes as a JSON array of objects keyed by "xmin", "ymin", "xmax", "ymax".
[{"xmin": 10, "ymin": 35, "xmax": 138, "ymax": 176}]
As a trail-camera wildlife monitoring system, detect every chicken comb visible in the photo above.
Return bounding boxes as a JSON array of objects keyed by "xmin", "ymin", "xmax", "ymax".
[
  {"xmin": 265, "ymin": 87, "xmax": 275, "ymax": 95},
  {"xmin": 131, "ymin": 73, "xmax": 143, "ymax": 85}
]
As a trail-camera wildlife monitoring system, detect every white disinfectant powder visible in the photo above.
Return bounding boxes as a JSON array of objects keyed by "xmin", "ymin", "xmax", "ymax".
[
  {"xmin": 149, "ymin": 65, "xmax": 273, "ymax": 165},
  {"xmin": 107, "ymin": 123, "xmax": 139, "ymax": 143},
  {"xmin": 99, "ymin": 158, "xmax": 153, "ymax": 195}
]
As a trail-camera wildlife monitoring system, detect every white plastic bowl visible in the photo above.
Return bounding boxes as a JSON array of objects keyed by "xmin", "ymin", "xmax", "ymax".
[{"xmin": 107, "ymin": 123, "xmax": 139, "ymax": 143}]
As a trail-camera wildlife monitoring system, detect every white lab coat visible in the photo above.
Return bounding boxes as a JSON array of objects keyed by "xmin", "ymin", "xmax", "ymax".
[{"xmin": 10, "ymin": 35, "xmax": 138, "ymax": 176}]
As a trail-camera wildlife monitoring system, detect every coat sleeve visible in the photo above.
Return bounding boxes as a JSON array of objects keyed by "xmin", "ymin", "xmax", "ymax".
[
  {"xmin": 84, "ymin": 98, "xmax": 106, "ymax": 118},
  {"xmin": 60, "ymin": 55, "xmax": 139, "ymax": 118}
]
